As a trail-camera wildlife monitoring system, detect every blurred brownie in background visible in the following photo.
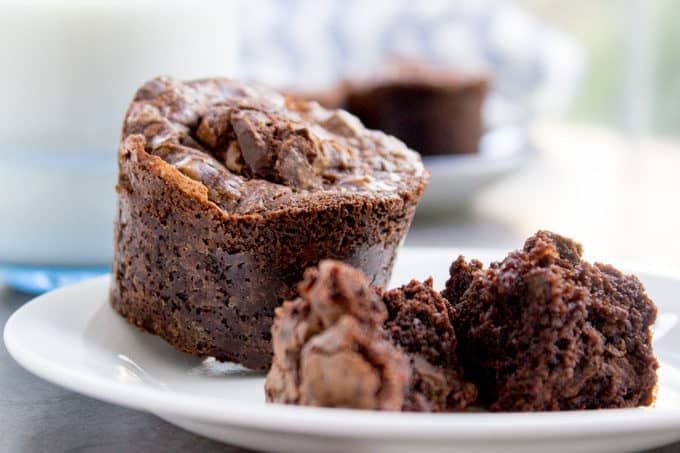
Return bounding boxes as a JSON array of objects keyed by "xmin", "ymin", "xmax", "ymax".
[{"xmin": 293, "ymin": 60, "xmax": 489, "ymax": 156}]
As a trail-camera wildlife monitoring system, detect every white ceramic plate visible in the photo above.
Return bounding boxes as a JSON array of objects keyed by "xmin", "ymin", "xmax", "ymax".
[
  {"xmin": 5, "ymin": 247, "xmax": 680, "ymax": 453},
  {"xmin": 419, "ymin": 127, "xmax": 534, "ymax": 213}
]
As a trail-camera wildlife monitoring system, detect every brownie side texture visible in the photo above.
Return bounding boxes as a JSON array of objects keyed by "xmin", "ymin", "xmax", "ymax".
[
  {"xmin": 111, "ymin": 77, "xmax": 429, "ymax": 370},
  {"xmin": 444, "ymin": 230, "xmax": 659, "ymax": 411}
]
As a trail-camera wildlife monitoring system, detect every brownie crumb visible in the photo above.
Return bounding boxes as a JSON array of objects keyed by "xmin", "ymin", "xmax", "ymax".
[
  {"xmin": 265, "ymin": 260, "xmax": 410, "ymax": 410},
  {"xmin": 444, "ymin": 230, "xmax": 659, "ymax": 411},
  {"xmin": 441, "ymin": 256, "xmax": 483, "ymax": 306}
]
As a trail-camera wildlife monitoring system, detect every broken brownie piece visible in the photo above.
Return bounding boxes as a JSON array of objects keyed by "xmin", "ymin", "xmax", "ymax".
[
  {"xmin": 383, "ymin": 278, "xmax": 477, "ymax": 411},
  {"xmin": 264, "ymin": 260, "xmax": 411, "ymax": 410},
  {"xmin": 444, "ymin": 230, "xmax": 659, "ymax": 411},
  {"xmin": 265, "ymin": 260, "xmax": 477, "ymax": 411}
]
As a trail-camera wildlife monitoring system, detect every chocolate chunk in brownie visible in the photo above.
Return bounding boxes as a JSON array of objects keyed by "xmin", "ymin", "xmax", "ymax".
[
  {"xmin": 265, "ymin": 260, "xmax": 410, "ymax": 410},
  {"xmin": 383, "ymin": 278, "xmax": 477, "ymax": 411},
  {"xmin": 444, "ymin": 230, "xmax": 659, "ymax": 411}
]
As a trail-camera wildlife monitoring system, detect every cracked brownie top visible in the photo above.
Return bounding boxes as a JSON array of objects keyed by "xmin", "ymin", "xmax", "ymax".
[{"xmin": 122, "ymin": 76, "xmax": 428, "ymax": 215}]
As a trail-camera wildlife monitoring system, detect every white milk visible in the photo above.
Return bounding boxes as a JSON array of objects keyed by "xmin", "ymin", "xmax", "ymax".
[{"xmin": 0, "ymin": 0, "xmax": 239, "ymax": 265}]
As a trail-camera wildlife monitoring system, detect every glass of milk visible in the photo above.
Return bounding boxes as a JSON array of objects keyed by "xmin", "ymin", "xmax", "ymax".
[{"xmin": 0, "ymin": 0, "xmax": 239, "ymax": 291}]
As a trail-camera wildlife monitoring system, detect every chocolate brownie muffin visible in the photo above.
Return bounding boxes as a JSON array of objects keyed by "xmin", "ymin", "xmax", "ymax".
[
  {"xmin": 266, "ymin": 260, "xmax": 476, "ymax": 411},
  {"xmin": 294, "ymin": 61, "xmax": 489, "ymax": 156},
  {"xmin": 265, "ymin": 260, "xmax": 410, "ymax": 410},
  {"xmin": 444, "ymin": 231, "xmax": 659, "ymax": 411},
  {"xmin": 383, "ymin": 278, "xmax": 477, "ymax": 411},
  {"xmin": 111, "ymin": 77, "xmax": 429, "ymax": 370}
]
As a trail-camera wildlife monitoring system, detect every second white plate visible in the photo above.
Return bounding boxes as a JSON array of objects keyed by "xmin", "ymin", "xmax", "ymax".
[{"xmin": 419, "ymin": 127, "xmax": 534, "ymax": 212}]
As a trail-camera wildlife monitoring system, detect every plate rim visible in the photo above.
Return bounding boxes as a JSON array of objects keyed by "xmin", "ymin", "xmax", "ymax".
[
  {"xmin": 5, "ymin": 247, "xmax": 680, "ymax": 440},
  {"xmin": 418, "ymin": 126, "xmax": 537, "ymax": 210}
]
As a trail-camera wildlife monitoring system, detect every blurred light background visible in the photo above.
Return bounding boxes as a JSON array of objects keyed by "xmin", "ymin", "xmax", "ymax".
[
  {"xmin": 0, "ymin": 0, "xmax": 678, "ymax": 293},
  {"xmin": 518, "ymin": 0, "xmax": 679, "ymax": 139}
]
